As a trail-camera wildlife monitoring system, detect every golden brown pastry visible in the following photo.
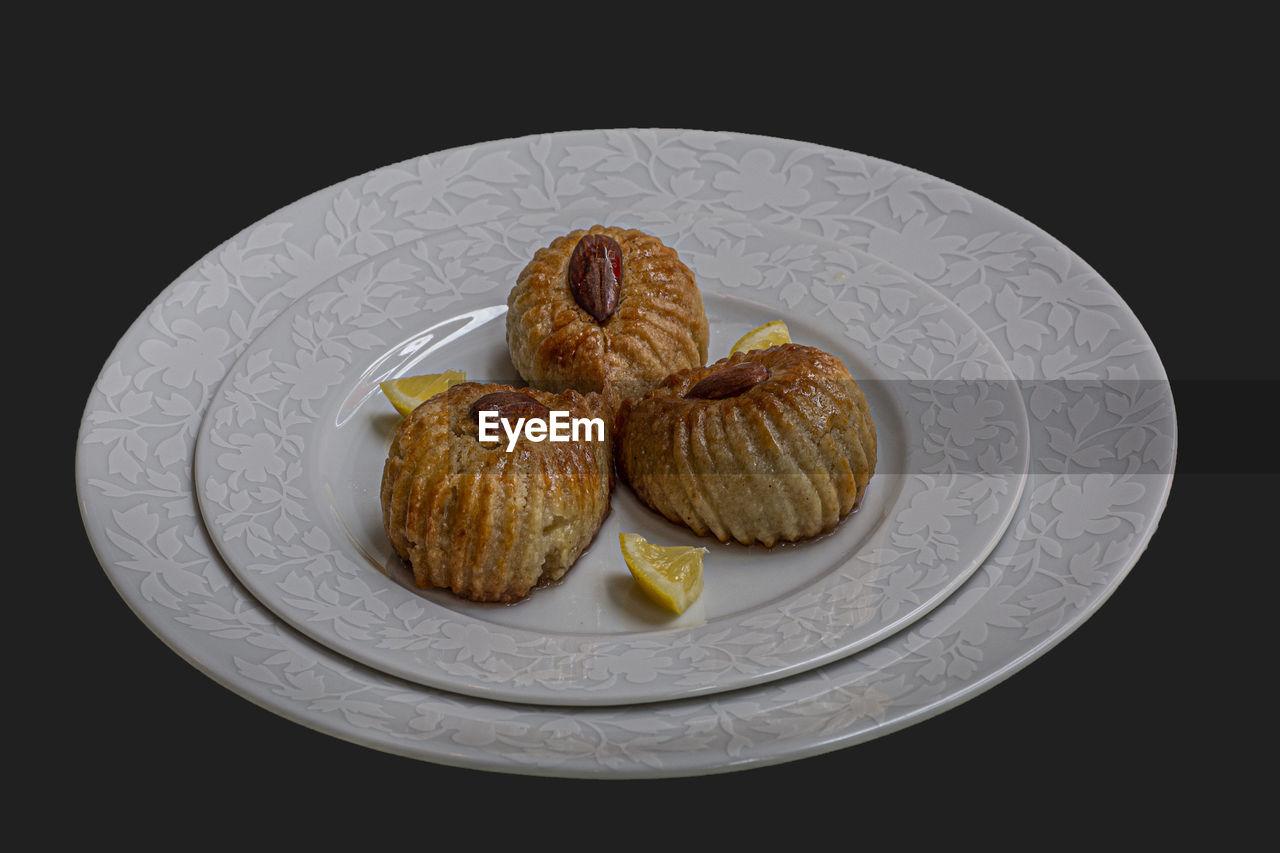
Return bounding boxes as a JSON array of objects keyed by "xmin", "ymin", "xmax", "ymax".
[
  {"xmin": 380, "ymin": 382, "xmax": 614, "ymax": 603},
  {"xmin": 614, "ymin": 344, "xmax": 876, "ymax": 547},
  {"xmin": 505, "ymin": 226, "xmax": 710, "ymax": 400}
]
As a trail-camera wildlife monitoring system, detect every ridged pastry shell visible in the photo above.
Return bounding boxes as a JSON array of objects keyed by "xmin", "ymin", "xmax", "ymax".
[
  {"xmin": 615, "ymin": 344, "xmax": 876, "ymax": 547},
  {"xmin": 380, "ymin": 382, "xmax": 614, "ymax": 603},
  {"xmin": 506, "ymin": 225, "xmax": 710, "ymax": 400}
]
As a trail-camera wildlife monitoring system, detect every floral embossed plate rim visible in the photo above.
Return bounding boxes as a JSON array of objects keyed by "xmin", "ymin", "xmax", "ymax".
[
  {"xmin": 191, "ymin": 211, "xmax": 1028, "ymax": 706},
  {"xmin": 77, "ymin": 129, "xmax": 1174, "ymax": 776}
]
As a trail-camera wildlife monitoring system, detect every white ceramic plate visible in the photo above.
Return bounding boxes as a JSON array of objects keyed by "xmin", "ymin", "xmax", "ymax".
[
  {"xmin": 77, "ymin": 130, "xmax": 1174, "ymax": 777},
  {"xmin": 192, "ymin": 214, "xmax": 1027, "ymax": 705}
]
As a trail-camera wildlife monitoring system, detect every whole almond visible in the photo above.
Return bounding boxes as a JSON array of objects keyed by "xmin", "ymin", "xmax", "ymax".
[
  {"xmin": 469, "ymin": 391, "xmax": 550, "ymax": 424},
  {"xmin": 567, "ymin": 233, "xmax": 621, "ymax": 323},
  {"xmin": 686, "ymin": 362, "xmax": 771, "ymax": 400}
]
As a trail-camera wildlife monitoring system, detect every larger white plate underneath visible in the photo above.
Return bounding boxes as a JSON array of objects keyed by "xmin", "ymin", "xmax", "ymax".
[{"xmin": 78, "ymin": 129, "xmax": 1175, "ymax": 777}]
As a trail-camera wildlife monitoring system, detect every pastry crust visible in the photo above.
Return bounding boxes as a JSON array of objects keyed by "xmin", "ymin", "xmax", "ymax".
[
  {"xmin": 380, "ymin": 382, "xmax": 614, "ymax": 603},
  {"xmin": 614, "ymin": 344, "xmax": 877, "ymax": 547},
  {"xmin": 506, "ymin": 226, "xmax": 710, "ymax": 400}
]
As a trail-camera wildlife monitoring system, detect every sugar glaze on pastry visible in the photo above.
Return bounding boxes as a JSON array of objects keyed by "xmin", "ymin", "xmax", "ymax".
[
  {"xmin": 506, "ymin": 226, "xmax": 710, "ymax": 400},
  {"xmin": 614, "ymin": 344, "xmax": 876, "ymax": 547},
  {"xmin": 380, "ymin": 382, "xmax": 613, "ymax": 603}
]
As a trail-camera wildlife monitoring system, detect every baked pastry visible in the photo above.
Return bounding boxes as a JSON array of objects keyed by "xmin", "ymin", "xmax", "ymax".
[
  {"xmin": 380, "ymin": 382, "xmax": 614, "ymax": 603},
  {"xmin": 614, "ymin": 344, "xmax": 876, "ymax": 547},
  {"xmin": 506, "ymin": 226, "xmax": 710, "ymax": 400}
]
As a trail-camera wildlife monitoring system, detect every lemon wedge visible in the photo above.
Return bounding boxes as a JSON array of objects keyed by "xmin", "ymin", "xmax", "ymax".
[
  {"xmin": 730, "ymin": 320, "xmax": 791, "ymax": 355},
  {"xmin": 619, "ymin": 533, "xmax": 706, "ymax": 614},
  {"xmin": 379, "ymin": 370, "xmax": 466, "ymax": 417}
]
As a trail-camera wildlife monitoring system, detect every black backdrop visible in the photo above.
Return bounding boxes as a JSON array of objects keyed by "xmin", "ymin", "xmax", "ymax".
[{"xmin": 51, "ymin": 19, "xmax": 1270, "ymax": 847}]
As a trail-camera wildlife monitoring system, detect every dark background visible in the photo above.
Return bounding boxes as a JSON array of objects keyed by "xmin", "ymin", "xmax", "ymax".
[{"xmin": 47, "ymin": 16, "xmax": 1270, "ymax": 846}]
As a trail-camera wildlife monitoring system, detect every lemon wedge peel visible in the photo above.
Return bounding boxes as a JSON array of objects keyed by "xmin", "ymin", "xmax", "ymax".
[
  {"xmin": 379, "ymin": 370, "xmax": 466, "ymax": 417},
  {"xmin": 730, "ymin": 320, "xmax": 791, "ymax": 355},
  {"xmin": 619, "ymin": 533, "xmax": 707, "ymax": 615}
]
